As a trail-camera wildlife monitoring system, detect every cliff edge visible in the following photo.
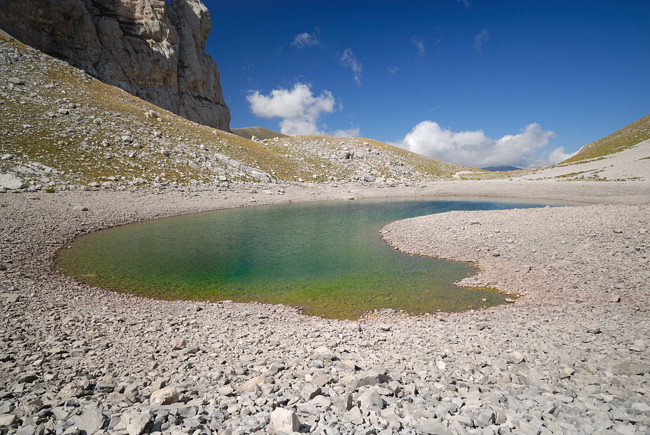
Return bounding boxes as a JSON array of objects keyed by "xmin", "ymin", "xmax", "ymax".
[{"xmin": 0, "ymin": 0, "xmax": 231, "ymax": 130}]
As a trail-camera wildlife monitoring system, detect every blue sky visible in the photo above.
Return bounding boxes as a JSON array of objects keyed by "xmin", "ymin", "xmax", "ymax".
[{"xmin": 205, "ymin": 0, "xmax": 650, "ymax": 168}]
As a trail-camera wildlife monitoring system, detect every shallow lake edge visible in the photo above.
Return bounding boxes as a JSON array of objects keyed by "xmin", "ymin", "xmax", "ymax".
[{"xmin": 54, "ymin": 194, "xmax": 576, "ymax": 319}]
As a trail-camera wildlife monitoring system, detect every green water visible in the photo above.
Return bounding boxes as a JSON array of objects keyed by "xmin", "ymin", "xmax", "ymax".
[{"xmin": 57, "ymin": 198, "xmax": 553, "ymax": 319}]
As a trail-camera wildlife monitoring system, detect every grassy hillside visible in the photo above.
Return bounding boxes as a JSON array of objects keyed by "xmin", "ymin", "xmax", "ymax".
[
  {"xmin": 231, "ymin": 126, "xmax": 287, "ymax": 141},
  {"xmin": 0, "ymin": 34, "xmax": 472, "ymax": 190},
  {"xmin": 561, "ymin": 114, "xmax": 650, "ymax": 164},
  {"xmin": 463, "ymin": 114, "xmax": 650, "ymax": 181}
]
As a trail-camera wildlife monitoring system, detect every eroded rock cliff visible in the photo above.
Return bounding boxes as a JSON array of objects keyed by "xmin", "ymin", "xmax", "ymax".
[{"xmin": 0, "ymin": 0, "xmax": 231, "ymax": 130}]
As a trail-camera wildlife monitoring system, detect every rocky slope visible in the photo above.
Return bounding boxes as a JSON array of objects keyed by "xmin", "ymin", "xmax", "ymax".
[
  {"xmin": 0, "ymin": 0, "xmax": 230, "ymax": 130},
  {"xmin": 521, "ymin": 138, "xmax": 650, "ymax": 181},
  {"xmin": 455, "ymin": 114, "xmax": 650, "ymax": 182},
  {"xmin": 516, "ymin": 114, "xmax": 650, "ymax": 181},
  {"xmin": 0, "ymin": 33, "xmax": 473, "ymax": 191}
]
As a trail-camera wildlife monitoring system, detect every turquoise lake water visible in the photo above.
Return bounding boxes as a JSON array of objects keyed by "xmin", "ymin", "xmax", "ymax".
[{"xmin": 57, "ymin": 198, "xmax": 555, "ymax": 319}]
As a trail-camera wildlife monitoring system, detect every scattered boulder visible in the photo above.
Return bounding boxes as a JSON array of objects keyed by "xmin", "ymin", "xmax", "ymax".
[
  {"xmin": 613, "ymin": 360, "xmax": 650, "ymax": 376},
  {"xmin": 5, "ymin": 294, "xmax": 19, "ymax": 303},
  {"xmin": 74, "ymin": 405, "xmax": 104, "ymax": 435},
  {"xmin": 269, "ymin": 408, "xmax": 300, "ymax": 434},
  {"xmin": 0, "ymin": 173, "xmax": 25, "ymax": 190},
  {"xmin": 357, "ymin": 387, "xmax": 384, "ymax": 411},
  {"xmin": 0, "ymin": 414, "xmax": 16, "ymax": 426},
  {"xmin": 171, "ymin": 337, "xmax": 186, "ymax": 350},
  {"xmin": 120, "ymin": 410, "xmax": 151, "ymax": 435},
  {"xmin": 149, "ymin": 387, "xmax": 179, "ymax": 406}
]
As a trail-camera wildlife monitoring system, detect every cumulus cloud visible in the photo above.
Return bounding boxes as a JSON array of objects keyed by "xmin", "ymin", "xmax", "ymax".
[
  {"xmin": 473, "ymin": 28, "xmax": 490, "ymax": 53},
  {"xmin": 340, "ymin": 49, "xmax": 363, "ymax": 86},
  {"xmin": 332, "ymin": 127, "xmax": 361, "ymax": 138},
  {"xmin": 396, "ymin": 121, "xmax": 570, "ymax": 168},
  {"xmin": 247, "ymin": 83, "xmax": 358, "ymax": 137},
  {"xmin": 291, "ymin": 29, "xmax": 320, "ymax": 48},
  {"xmin": 548, "ymin": 147, "xmax": 575, "ymax": 164}
]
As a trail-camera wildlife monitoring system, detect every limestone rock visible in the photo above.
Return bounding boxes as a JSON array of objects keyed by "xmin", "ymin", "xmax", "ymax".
[
  {"xmin": 344, "ymin": 406, "xmax": 364, "ymax": 425},
  {"xmin": 357, "ymin": 388, "xmax": 384, "ymax": 411},
  {"xmin": 333, "ymin": 393, "xmax": 354, "ymax": 411},
  {"xmin": 300, "ymin": 384, "xmax": 322, "ymax": 401},
  {"xmin": 74, "ymin": 405, "xmax": 104, "ymax": 435},
  {"xmin": 0, "ymin": 414, "xmax": 16, "ymax": 426},
  {"xmin": 269, "ymin": 408, "xmax": 300, "ymax": 434},
  {"xmin": 416, "ymin": 419, "xmax": 452, "ymax": 435},
  {"xmin": 0, "ymin": 0, "xmax": 230, "ymax": 130},
  {"xmin": 613, "ymin": 359, "xmax": 650, "ymax": 376},
  {"xmin": 120, "ymin": 410, "xmax": 151, "ymax": 435},
  {"xmin": 240, "ymin": 376, "xmax": 265, "ymax": 393},
  {"xmin": 149, "ymin": 387, "xmax": 179, "ymax": 405},
  {"xmin": 0, "ymin": 173, "xmax": 25, "ymax": 190},
  {"xmin": 171, "ymin": 337, "xmax": 186, "ymax": 350}
]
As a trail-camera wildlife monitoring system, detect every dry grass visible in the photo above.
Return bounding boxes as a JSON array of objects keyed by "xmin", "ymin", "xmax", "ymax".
[
  {"xmin": 561, "ymin": 114, "xmax": 650, "ymax": 164},
  {"xmin": 0, "ymin": 36, "xmax": 471, "ymax": 188}
]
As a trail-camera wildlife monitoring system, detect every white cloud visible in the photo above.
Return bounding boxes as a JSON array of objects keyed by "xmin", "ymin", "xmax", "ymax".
[
  {"xmin": 388, "ymin": 66, "xmax": 400, "ymax": 75},
  {"xmin": 332, "ymin": 127, "xmax": 361, "ymax": 138},
  {"xmin": 548, "ymin": 147, "xmax": 576, "ymax": 164},
  {"xmin": 412, "ymin": 36, "xmax": 425, "ymax": 57},
  {"xmin": 247, "ymin": 83, "xmax": 358, "ymax": 137},
  {"xmin": 340, "ymin": 49, "xmax": 363, "ymax": 86},
  {"xmin": 458, "ymin": 0, "xmax": 470, "ymax": 7},
  {"xmin": 291, "ymin": 29, "xmax": 320, "ymax": 48},
  {"xmin": 473, "ymin": 28, "xmax": 490, "ymax": 53},
  {"xmin": 396, "ymin": 121, "xmax": 568, "ymax": 168}
]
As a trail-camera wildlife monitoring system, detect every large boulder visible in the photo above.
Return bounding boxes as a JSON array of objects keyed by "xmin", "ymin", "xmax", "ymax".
[
  {"xmin": 0, "ymin": 173, "xmax": 25, "ymax": 190},
  {"xmin": 0, "ymin": 0, "xmax": 230, "ymax": 130}
]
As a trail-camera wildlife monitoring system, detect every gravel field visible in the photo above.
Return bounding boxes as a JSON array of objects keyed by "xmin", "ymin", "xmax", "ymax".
[{"xmin": 1, "ymin": 180, "xmax": 649, "ymax": 434}]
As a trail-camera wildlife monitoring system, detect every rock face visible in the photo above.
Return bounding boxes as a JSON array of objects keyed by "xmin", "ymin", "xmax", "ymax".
[{"xmin": 0, "ymin": 0, "xmax": 231, "ymax": 130}]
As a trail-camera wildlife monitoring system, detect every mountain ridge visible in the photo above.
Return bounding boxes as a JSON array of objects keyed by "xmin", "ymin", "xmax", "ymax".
[
  {"xmin": 1, "ymin": 27, "xmax": 648, "ymax": 190},
  {"xmin": 0, "ymin": 33, "xmax": 474, "ymax": 190}
]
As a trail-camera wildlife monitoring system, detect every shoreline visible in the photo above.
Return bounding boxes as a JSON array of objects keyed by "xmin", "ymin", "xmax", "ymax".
[{"xmin": 1, "ymin": 180, "xmax": 649, "ymax": 434}]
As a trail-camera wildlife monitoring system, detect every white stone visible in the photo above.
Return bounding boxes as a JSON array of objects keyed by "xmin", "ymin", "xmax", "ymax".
[
  {"xmin": 149, "ymin": 387, "xmax": 179, "ymax": 406},
  {"xmin": 120, "ymin": 410, "xmax": 151, "ymax": 435},
  {"xmin": 74, "ymin": 406, "xmax": 104, "ymax": 435},
  {"xmin": 269, "ymin": 408, "xmax": 300, "ymax": 433},
  {"xmin": 0, "ymin": 414, "xmax": 16, "ymax": 426},
  {"xmin": 0, "ymin": 173, "xmax": 25, "ymax": 190},
  {"xmin": 357, "ymin": 388, "xmax": 384, "ymax": 410},
  {"xmin": 171, "ymin": 337, "xmax": 186, "ymax": 350}
]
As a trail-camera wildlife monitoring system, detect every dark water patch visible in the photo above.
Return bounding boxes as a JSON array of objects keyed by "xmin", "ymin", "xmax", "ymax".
[{"xmin": 57, "ymin": 198, "xmax": 562, "ymax": 319}]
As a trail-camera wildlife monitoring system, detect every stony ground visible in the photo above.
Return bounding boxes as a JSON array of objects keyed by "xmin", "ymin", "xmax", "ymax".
[
  {"xmin": 0, "ymin": 180, "xmax": 649, "ymax": 434},
  {"xmin": 521, "ymin": 139, "xmax": 650, "ymax": 182}
]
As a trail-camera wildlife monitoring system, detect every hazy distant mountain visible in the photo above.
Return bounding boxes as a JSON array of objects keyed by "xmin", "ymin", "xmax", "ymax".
[{"xmin": 481, "ymin": 166, "xmax": 522, "ymax": 172}]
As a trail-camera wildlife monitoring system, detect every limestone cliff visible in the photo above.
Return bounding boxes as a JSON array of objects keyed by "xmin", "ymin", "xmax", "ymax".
[{"xmin": 0, "ymin": 0, "xmax": 231, "ymax": 130}]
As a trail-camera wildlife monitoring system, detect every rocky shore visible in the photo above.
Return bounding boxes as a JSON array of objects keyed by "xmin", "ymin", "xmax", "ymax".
[{"xmin": 1, "ymin": 180, "xmax": 649, "ymax": 434}]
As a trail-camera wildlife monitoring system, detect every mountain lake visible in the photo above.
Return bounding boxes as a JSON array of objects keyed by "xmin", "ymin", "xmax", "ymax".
[{"xmin": 56, "ymin": 198, "xmax": 565, "ymax": 319}]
